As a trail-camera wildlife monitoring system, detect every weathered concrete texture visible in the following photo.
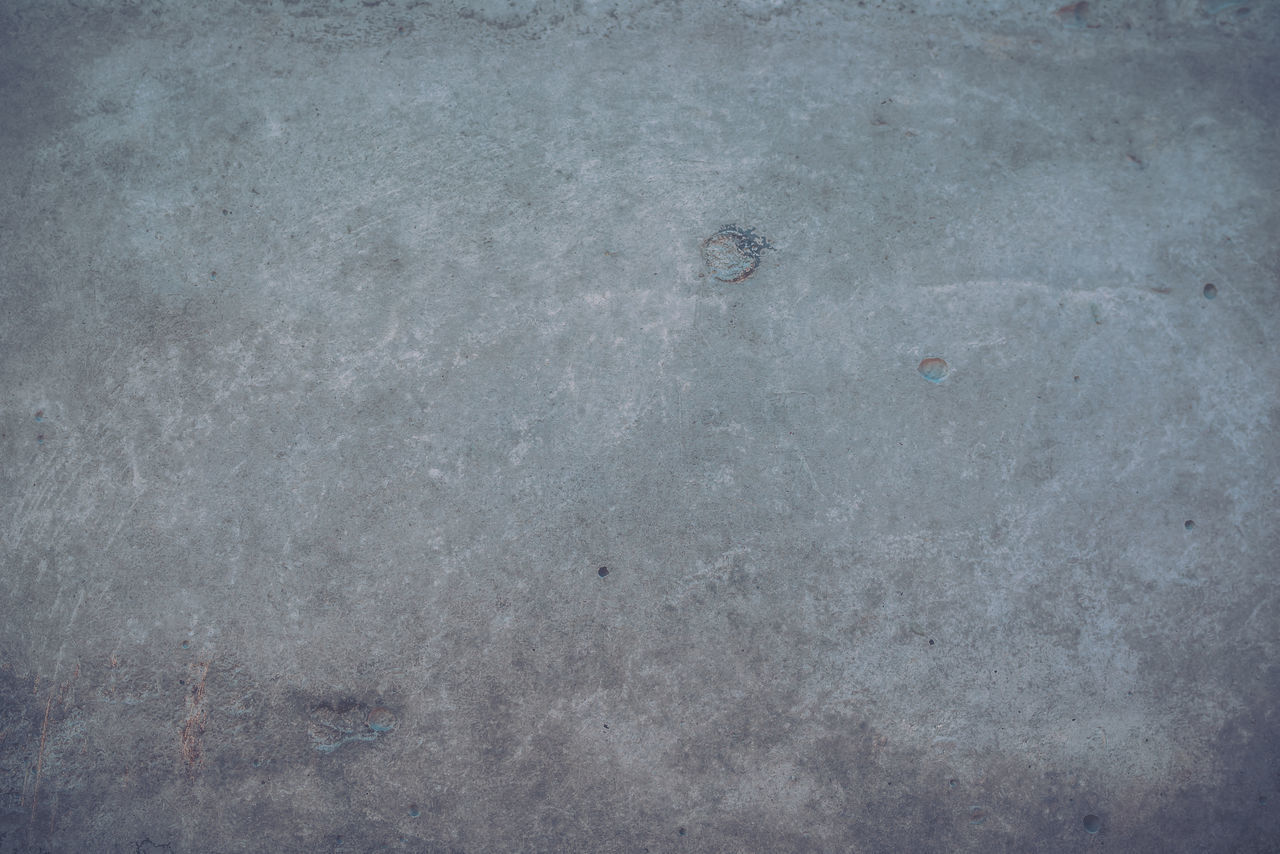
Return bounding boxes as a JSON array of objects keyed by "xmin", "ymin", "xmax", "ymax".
[{"xmin": 1, "ymin": 0, "xmax": 1277, "ymax": 851}]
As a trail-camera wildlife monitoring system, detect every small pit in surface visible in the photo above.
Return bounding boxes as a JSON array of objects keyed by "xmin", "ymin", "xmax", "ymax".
[
  {"xmin": 702, "ymin": 225, "xmax": 769, "ymax": 283},
  {"xmin": 918, "ymin": 357, "xmax": 949, "ymax": 383}
]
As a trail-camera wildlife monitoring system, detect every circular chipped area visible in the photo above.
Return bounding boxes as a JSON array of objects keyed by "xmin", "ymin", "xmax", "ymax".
[
  {"xmin": 366, "ymin": 705, "xmax": 397, "ymax": 732},
  {"xmin": 701, "ymin": 225, "xmax": 770, "ymax": 283},
  {"xmin": 918, "ymin": 357, "xmax": 950, "ymax": 383}
]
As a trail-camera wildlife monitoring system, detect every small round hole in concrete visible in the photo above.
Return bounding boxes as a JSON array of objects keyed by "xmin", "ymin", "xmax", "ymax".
[
  {"xmin": 1184, "ymin": 520, "xmax": 1195, "ymax": 530},
  {"xmin": 702, "ymin": 225, "xmax": 769, "ymax": 283},
  {"xmin": 918, "ymin": 357, "xmax": 949, "ymax": 383},
  {"xmin": 598, "ymin": 566, "xmax": 609, "ymax": 577},
  {"xmin": 1083, "ymin": 814, "xmax": 1101, "ymax": 833},
  {"xmin": 409, "ymin": 804, "xmax": 420, "ymax": 818},
  {"xmin": 1203, "ymin": 283, "xmax": 1217, "ymax": 299}
]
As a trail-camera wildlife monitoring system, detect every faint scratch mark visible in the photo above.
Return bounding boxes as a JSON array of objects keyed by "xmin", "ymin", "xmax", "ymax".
[
  {"xmin": 6, "ymin": 455, "xmax": 89, "ymax": 549},
  {"xmin": 64, "ymin": 588, "xmax": 86, "ymax": 630},
  {"xmin": 29, "ymin": 695, "xmax": 53, "ymax": 821},
  {"xmin": 793, "ymin": 444, "xmax": 824, "ymax": 498},
  {"xmin": 180, "ymin": 660, "xmax": 211, "ymax": 777}
]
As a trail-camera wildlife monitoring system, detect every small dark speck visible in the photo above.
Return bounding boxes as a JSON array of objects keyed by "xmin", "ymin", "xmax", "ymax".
[
  {"xmin": 598, "ymin": 566, "xmax": 609, "ymax": 577},
  {"xmin": 929, "ymin": 639, "xmax": 935, "ymax": 645},
  {"xmin": 36, "ymin": 434, "xmax": 44, "ymax": 443},
  {"xmin": 222, "ymin": 209, "xmax": 229, "ymax": 215},
  {"xmin": 677, "ymin": 827, "xmax": 686, "ymax": 836},
  {"xmin": 1185, "ymin": 520, "xmax": 1195, "ymax": 530}
]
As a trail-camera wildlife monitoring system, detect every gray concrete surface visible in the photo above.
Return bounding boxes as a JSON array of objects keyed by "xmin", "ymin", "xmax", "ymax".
[{"xmin": 1, "ymin": 0, "xmax": 1278, "ymax": 851}]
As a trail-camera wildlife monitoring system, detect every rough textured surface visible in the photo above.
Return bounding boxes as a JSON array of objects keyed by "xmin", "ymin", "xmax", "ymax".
[{"xmin": 1, "ymin": 0, "xmax": 1277, "ymax": 851}]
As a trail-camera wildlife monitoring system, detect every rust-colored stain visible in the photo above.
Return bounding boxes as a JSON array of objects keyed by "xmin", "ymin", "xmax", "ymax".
[
  {"xmin": 180, "ymin": 660, "xmax": 211, "ymax": 776},
  {"xmin": 1054, "ymin": 1, "xmax": 1099, "ymax": 26}
]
